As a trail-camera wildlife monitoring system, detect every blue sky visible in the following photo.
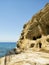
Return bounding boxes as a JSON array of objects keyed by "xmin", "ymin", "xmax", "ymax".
[{"xmin": 0, "ymin": 0, "xmax": 49, "ymax": 42}]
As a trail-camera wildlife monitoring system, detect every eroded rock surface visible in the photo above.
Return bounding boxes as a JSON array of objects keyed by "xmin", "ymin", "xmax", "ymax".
[
  {"xmin": 17, "ymin": 3, "xmax": 49, "ymax": 52},
  {"xmin": 0, "ymin": 3, "xmax": 49, "ymax": 65}
]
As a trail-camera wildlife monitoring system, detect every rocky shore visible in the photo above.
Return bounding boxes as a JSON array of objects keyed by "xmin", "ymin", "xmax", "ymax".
[{"xmin": 0, "ymin": 3, "xmax": 49, "ymax": 65}]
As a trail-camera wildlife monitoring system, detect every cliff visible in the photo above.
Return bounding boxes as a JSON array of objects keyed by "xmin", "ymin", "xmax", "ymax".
[
  {"xmin": 0, "ymin": 3, "xmax": 49, "ymax": 65},
  {"xmin": 17, "ymin": 3, "xmax": 49, "ymax": 52}
]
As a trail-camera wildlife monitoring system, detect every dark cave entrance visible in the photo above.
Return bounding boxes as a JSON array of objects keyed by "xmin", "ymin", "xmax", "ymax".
[
  {"xmin": 38, "ymin": 42, "xmax": 42, "ymax": 48},
  {"xmin": 33, "ymin": 35, "xmax": 42, "ymax": 40},
  {"xmin": 33, "ymin": 36, "xmax": 36, "ymax": 40},
  {"xmin": 30, "ymin": 43, "xmax": 35, "ymax": 48}
]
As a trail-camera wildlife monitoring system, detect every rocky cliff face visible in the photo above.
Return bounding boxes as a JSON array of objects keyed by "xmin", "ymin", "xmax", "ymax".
[
  {"xmin": 0, "ymin": 3, "xmax": 49, "ymax": 65},
  {"xmin": 17, "ymin": 3, "xmax": 49, "ymax": 52}
]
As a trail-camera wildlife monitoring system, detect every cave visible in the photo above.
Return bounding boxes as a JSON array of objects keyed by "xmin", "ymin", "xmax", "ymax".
[
  {"xmin": 38, "ymin": 42, "xmax": 42, "ymax": 48},
  {"xmin": 37, "ymin": 35, "xmax": 41, "ymax": 39},
  {"xmin": 30, "ymin": 43, "xmax": 35, "ymax": 48},
  {"xmin": 33, "ymin": 36, "xmax": 36, "ymax": 40},
  {"xmin": 33, "ymin": 35, "xmax": 41, "ymax": 40}
]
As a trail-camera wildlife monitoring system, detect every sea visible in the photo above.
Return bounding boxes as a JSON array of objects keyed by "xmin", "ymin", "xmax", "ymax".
[{"xmin": 0, "ymin": 42, "xmax": 16, "ymax": 57}]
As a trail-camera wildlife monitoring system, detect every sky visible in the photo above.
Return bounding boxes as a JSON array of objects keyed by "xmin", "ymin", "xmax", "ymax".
[{"xmin": 0, "ymin": 0, "xmax": 49, "ymax": 42}]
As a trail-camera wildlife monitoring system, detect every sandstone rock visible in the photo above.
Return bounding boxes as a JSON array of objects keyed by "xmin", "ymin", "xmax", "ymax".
[
  {"xmin": 1, "ymin": 51, "xmax": 49, "ymax": 65},
  {"xmin": 17, "ymin": 3, "xmax": 49, "ymax": 52}
]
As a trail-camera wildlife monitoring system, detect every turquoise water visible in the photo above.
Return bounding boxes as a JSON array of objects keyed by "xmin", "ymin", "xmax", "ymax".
[{"xmin": 0, "ymin": 42, "xmax": 16, "ymax": 57}]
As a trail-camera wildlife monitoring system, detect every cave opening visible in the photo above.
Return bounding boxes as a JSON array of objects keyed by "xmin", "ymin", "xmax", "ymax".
[
  {"xmin": 33, "ymin": 35, "xmax": 41, "ymax": 40},
  {"xmin": 38, "ymin": 42, "xmax": 42, "ymax": 48},
  {"xmin": 37, "ymin": 35, "xmax": 41, "ymax": 39},
  {"xmin": 33, "ymin": 36, "xmax": 36, "ymax": 40},
  {"xmin": 30, "ymin": 43, "xmax": 35, "ymax": 48}
]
